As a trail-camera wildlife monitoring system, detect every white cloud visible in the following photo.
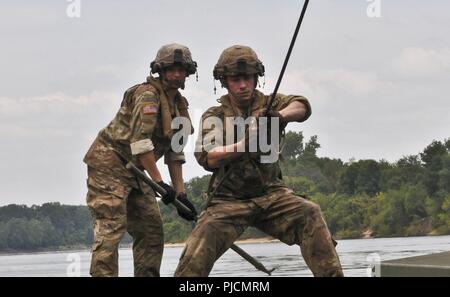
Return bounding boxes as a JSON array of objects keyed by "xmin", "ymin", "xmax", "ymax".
[
  {"xmin": 0, "ymin": 91, "xmax": 119, "ymax": 139},
  {"xmin": 392, "ymin": 47, "xmax": 450, "ymax": 79},
  {"xmin": 281, "ymin": 68, "xmax": 385, "ymax": 110},
  {"xmin": 277, "ymin": 61, "xmax": 449, "ymax": 164},
  {"xmin": 0, "ymin": 91, "xmax": 117, "ymax": 114}
]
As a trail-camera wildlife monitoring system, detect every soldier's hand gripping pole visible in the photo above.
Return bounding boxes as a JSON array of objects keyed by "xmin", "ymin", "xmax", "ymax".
[
  {"xmin": 266, "ymin": 0, "xmax": 310, "ymax": 110},
  {"xmin": 126, "ymin": 162, "xmax": 275, "ymax": 276}
]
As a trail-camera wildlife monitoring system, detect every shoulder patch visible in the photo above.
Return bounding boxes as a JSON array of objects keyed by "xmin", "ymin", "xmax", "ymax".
[
  {"xmin": 137, "ymin": 90, "xmax": 158, "ymax": 104},
  {"xmin": 142, "ymin": 104, "xmax": 158, "ymax": 115}
]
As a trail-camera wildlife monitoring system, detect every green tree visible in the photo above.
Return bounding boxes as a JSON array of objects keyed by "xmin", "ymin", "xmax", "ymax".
[
  {"xmin": 0, "ymin": 204, "xmax": 34, "ymax": 222},
  {"xmin": 3, "ymin": 218, "xmax": 47, "ymax": 250},
  {"xmin": 438, "ymin": 153, "xmax": 450, "ymax": 193},
  {"xmin": 304, "ymin": 135, "xmax": 320, "ymax": 157},
  {"xmin": 338, "ymin": 162, "xmax": 358, "ymax": 195},
  {"xmin": 420, "ymin": 140, "xmax": 448, "ymax": 195},
  {"xmin": 284, "ymin": 176, "xmax": 316, "ymax": 197},
  {"xmin": 339, "ymin": 160, "xmax": 381, "ymax": 196},
  {"xmin": 282, "ymin": 131, "xmax": 304, "ymax": 160},
  {"xmin": 0, "ymin": 223, "xmax": 7, "ymax": 249},
  {"xmin": 370, "ymin": 185, "xmax": 428, "ymax": 237},
  {"xmin": 436, "ymin": 195, "xmax": 450, "ymax": 233},
  {"xmin": 315, "ymin": 157, "xmax": 345, "ymax": 194}
]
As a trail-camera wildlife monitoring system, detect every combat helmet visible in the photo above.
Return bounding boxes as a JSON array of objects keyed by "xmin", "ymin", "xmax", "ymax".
[
  {"xmin": 213, "ymin": 45, "xmax": 265, "ymax": 86},
  {"xmin": 150, "ymin": 43, "xmax": 197, "ymax": 76}
]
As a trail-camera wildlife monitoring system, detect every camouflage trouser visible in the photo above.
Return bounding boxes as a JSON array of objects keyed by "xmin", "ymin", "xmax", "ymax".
[
  {"xmin": 86, "ymin": 167, "xmax": 164, "ymax": 277},
  {"xmin": 174, "ymin": 188, "xmax": 343, "ymax": 277}
]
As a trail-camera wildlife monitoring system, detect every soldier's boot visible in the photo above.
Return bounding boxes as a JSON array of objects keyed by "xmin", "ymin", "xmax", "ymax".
[{"xmin": 299, "ymin": 202, "xmax": 344, "ymax": 277}]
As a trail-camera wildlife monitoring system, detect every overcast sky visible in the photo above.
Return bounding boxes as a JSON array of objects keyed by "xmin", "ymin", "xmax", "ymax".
[{"xmin": 1, "ymin": 0, "xmax": 449, "ymax": 206}]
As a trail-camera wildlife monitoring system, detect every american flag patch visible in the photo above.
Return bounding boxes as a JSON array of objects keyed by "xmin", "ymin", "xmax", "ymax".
[{"xmin": 142, "ymin": 104, "xmax": 158, "ymax": 115}]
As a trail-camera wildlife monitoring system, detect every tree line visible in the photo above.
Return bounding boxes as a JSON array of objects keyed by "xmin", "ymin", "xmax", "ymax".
[{"xmin": 0, "ymin": 132, "xmax": 449, "ymax": 251}]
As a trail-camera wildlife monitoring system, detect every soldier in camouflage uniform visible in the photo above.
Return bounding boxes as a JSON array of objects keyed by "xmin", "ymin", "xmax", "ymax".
[
  {"xmin": 175, "ymin": 45, "xmax": 343, "ymax": 277},
  {"xmin": 84, "ymin": 43, "xmax": 198, "ymax": 277}
]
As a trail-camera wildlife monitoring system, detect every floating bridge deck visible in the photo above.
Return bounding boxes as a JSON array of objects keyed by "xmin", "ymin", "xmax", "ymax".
[{"xmin": 380, "ymin": 251, "xmax": 450, "ymax": 277}]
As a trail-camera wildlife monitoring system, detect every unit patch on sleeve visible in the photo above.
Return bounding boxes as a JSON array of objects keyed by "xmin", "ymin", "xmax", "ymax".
[{"xmin": 142, "ymin": 104, "xmax": 158, "ymax": 115}]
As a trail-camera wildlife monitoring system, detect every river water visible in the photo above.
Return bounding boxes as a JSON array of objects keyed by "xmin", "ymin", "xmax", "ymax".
[{"xmin": 0, "ymin": 235, "xmax": 449, "ymax": 277}]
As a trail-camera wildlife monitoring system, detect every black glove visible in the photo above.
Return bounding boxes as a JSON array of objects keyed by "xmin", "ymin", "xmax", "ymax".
[
  {"xmin": 266, "ymin": 110, "xmax": 286, "ymax": 126},
  {"xmin": 157, "ymin": 181, "xmax": 176, "ymax": 205},
  {"xmin": 255, "ymin": 106, "xmax": 286, "ymax": 125},
  {"xmin": 175, "ymin": 192, "xmax": 198, "ymax": 221}
]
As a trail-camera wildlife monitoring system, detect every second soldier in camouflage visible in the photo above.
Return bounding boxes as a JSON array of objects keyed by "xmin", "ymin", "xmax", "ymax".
[
  {"xmin": 175, "ymin": 45, "xmax": 343, "ymax": 277},
  {"xmin": 84, "ymin": 43, "xmax": 198, "ymax": 277}
]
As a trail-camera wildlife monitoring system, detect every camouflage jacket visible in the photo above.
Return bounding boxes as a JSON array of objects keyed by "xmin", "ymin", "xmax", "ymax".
[
  {"xmin": 84, "ymin": 76, "xmax": 192, "ymax": 184},
  {"xmin": 195, "ymin": 90, "xmax": 311, "ymax": 200}
]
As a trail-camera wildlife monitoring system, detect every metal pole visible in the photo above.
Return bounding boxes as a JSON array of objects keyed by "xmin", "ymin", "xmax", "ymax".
[{"xmin": 267, "ymin": 0, "xmax": 310, "ymax": 109}]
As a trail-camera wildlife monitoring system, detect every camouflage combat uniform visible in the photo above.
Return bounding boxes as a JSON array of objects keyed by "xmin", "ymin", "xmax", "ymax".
[
  {"xmin": 174, "ymin": 90, "xmax": 344, "ymax": 277},
  {"xmin": 84, "ymin": 76, "xmax": 192, "ymax": 277}
]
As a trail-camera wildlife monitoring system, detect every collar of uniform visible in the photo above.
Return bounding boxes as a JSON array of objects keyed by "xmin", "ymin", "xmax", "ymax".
[
  {"xmin": 249, "ymin": 90, "xmax": 267, "ymax": 116},
  {"xmin": 218, "ymin": 94, "xmax": 243, "ymax": 117},
  {"xmin": 146, "ymin": 76, "xmax": 180, "ymax": 100},
  {"xmin": 146, "ymin": 75, "xmax": 180, "ymax": 138},
  {"xmin": 218, "ymin": 90, "xmax": 267, "ymax": 117}
]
